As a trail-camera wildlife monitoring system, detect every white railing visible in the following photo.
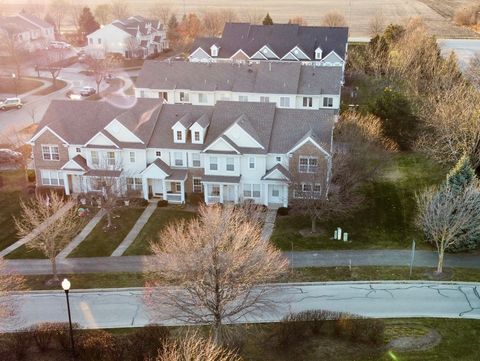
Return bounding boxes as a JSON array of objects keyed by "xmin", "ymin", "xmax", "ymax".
[
  {"xmin": 207, "ymin": 196, "xmax": 220, "ymax": 204},
  {"xmin": 166, "ymin": 193, "xmax": 182, "ymax": 203}
]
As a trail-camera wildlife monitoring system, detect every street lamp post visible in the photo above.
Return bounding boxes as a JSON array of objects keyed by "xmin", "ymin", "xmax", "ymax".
[
  {"xmin": 11, "ymin": 73, "xmax": 17, "ymax": 97},
  {"xmin": 61, "ymin": 278, "xmax": 76, "ymax": 359}
]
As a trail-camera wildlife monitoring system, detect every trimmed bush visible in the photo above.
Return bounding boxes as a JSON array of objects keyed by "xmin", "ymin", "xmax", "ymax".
[
  {"xmin": 30, "ymin": 323, "xmax": 57, "ymax": 352},
  {"xmin": 126, "ymin": 324, "xmax": 170, "ymax": 360},
  {"xmin": 77, "ymin": 329, "xmax": 116, "ymax": 361},
  {"xmin": 157, "ymin": 200, "xmax": 168, "ymax": 207},
  {"xmin": 188, "ymin": 192, "xmax": 204, "ymax": 206},
  {"xmin": 277, "ymin": 207, "xmax": 289, "ymax": 216},
  {"xmin": 52, "ymin": 322, "xmax": 80, "ymax": 351}
]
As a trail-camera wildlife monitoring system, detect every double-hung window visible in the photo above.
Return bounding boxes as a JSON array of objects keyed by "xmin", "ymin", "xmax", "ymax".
[
  {"xmin": 209, "ymin": 156, "xmax": 218, "ymax": 171},
  {"xmin": 280, "ymin": 97, "xmax": 290, "ymax": 108},
  {"xmin": 248, "ymin": 157, "xmax": 255, "ymax": 169},
  {"xmin": 260, "ymin": 96, "xmax": 269, "ymax": 103},
  {"xmin": 303, "ymin": 97, "xmax": 313, "ymax": 108},
  {"xmin": 238, "ymin": 95, "xmax": 248, "ymax": 102},
  {"xmin": 41, "ymin": 145, "xmax": 59, "ymax": 160},
  {"xmin": 91, "ymin": 151, "xmax": 99, "ymax": 166},
  {"xmin": 129, "ymin": 151, "xmax": 135, "ymax": 163},
  {"xmin": 179, "ymin": 92, "xmax": 189, "ymax": 102},
  {"xmin": 127, "ymin": 177, "xmax": 142, "ymax": 191},
  {"xmin": 226, "ymin": 157, "xmax": 234, "ymax": 171},
  {"xmin": 107, "ymin": 151, "xmax": 115, "ymax": 166},
  {"xmin": 41, "ymin": 170, "xmax": 64, "ymax": 186},
  {"xmin": 194, "ymin": 131, "xmax": 200, "ymax": 142},
  {"xmin": 244, "ymin": 184, "xmax": 261, "ymax": 198},
  {"xmin": 174, "ymin": 152, "xmax": 183, "ymax": 166},
  {"xmin": 176, "ymin": 130, "xmax": 183, "ymax": 141},
  {"xmin": 198, "ymin": 93, "xmax": 207, "ymax": 103},
  {"xmin": 193, "ymin": 177, "xmax": 202, "ymax": 193},
  {"xmin": 323, "ymin": 97, "xmax": 333, "ymax": 108},
  {"xmin": 192, "ymin": 153, "xmax": 201, "ymax": 167},
  {"xmin": 299, "ymin": 156, "xmax": 318, "ymax": 173}
]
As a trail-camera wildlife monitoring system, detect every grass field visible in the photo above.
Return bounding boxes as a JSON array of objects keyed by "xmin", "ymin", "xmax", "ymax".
[
  {"xmin": 124, "ymin": 207, "xmax": 196, "ymax": 255},
  {"xmin": 0, "ymin": 170, "xmax": 32, "ymax": 252},
  {"xmin": 271, "ymin": 152, "xmax": 447, "ymax": 251},
  {"xmin": 0, "ymin": 78, "xmax": 43, "ymax": 95},
  {"xmin": 69, "ymin": 206, "xmax": 145, "ymax": 257}
]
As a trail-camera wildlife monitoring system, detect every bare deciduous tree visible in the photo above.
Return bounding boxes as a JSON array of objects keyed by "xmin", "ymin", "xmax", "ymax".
[
  {"xmin": 155, "ymin": 334, "xmax": 242, "ymax": 361},
  {"xmin": 467, "ymin": 52, "xmax": 480, "ymax": 87},
  {"xmin": 110, "ymin": 0, "xmax": 130, "ymax": 19},
  {"xmin": 0, "ymin": 257, "xmax": 26, "ymax": 329},
  {"xmin": 368, "ymin": 11, "xmax": 385, "ymax": 37},
  {"xmin": 150, "ymin": 4, "xmax": 172, "ymax": 26},
  {"xmin": 321, "ymin": 11, "xmax": 347, "ymax": 27},
  {"xmin": 0, "ymin": 23, "xmax": 27, "ymax": 78},
  {"xmin": 242, "ymin": 8, "xmax": 264, "ymax": 25},
  {"xmin": 48, "ymin": 0, "xmax": 69, "ymax": 33},
  {"xmin": 288, "ymin": 16, "xmax": 307, "ymax": 25},
  {"xmin": 416, "ymin": 182, "xmax": 480, "ymax": 274},
  {"xmin": 69, "ymin": 0, "xmax": 85, "ymax": 34},
  {"xmin": 146, "ymin": 204, "xmax": 288, "ymax": 344},
  {"xmin": 42, "ymin": 49, "xmax": 65, "ymax": 87},
  {"xmin": 15, "ymin": 192, "xmax": 79, "ymax": 283},
  {"xmin": 86, "ymin": 55, "xmax": 112, "ymax": 94},
  {"xmin": 94, "ymin": 3, "xmax": 112, "ymax": 25}
]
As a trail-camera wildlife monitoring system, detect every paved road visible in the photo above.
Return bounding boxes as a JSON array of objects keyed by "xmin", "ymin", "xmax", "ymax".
[
  {"xmin": 3, "ymin": 281, "xmax": 479, "ymax": 331},
  {"xmin": 2, "ymin": 250, "xmax": 479, "ymax": 275}
]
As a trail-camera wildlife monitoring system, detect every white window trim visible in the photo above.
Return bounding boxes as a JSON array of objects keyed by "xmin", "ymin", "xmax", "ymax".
[
  {"xmin": 279, "ymin": 96, "xmax": 290, "ymax": 108},
  {"xmin": 248, "ymin": 157, "xmax": 255, "ymax": 169},
  {"xmin": 174, "ymin": 152, "xmax": 184, "ymax": 167},
  {"xmin": 299, "ymin": 156, "xmax": 318, "ymax": 173},
  {"xmin": 192, "ymin": 153, "xmax": 201, "ymax": 168},
  {"xmin": 193, "ymin": 177, "xmax": 202, "ymax": 193},
  {"xmin": 210, "ymin": 156, "xmax": 218, "ymax": 171},
  {"xmin": 127, "ymin": 177, "xmax": 142, "ymax": 191},
  {"xmin": 41, "ymin": 169, "xmax": 64, "ymax": 186},
  {"xmin": 41, "ymin": 144, "xmax": 60, "ymax": 161},
  {"xmin": 243, "ymin": 183, "xmax": 261, "ymax": 199},
  {"xmin": 129, "ymin": 151, "xmax": 136, "ymax": 163},
  {"xmin": 226, "ymin": 157, "xmax": 235, "ymax": 172}
]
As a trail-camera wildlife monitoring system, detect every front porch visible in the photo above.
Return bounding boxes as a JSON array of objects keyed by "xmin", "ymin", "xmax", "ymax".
[
  {"xmin": 141, "ymin": 158, "xmax": 187, "ymax": 204},
  {"xmin": 202, "ymin": 175, "xmax": 241, "ymax": 204}
]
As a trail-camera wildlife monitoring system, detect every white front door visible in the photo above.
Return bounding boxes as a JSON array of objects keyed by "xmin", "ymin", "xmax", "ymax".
[
  {"xmin": 223, "ymin": 185, "xmax": 235, "ymax": 202},
  {"xmin": 152, "ymin": 179, "xmax": 163, "ymax": 196},
  {"xmin": 269, "ymin": 184, "xmax": 283, "ymax": 204}
]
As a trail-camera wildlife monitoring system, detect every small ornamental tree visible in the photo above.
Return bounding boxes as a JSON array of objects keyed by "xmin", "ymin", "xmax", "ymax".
[{"xmin": 262, "ymin": 13, "xmax": 273, "ymax": 25}]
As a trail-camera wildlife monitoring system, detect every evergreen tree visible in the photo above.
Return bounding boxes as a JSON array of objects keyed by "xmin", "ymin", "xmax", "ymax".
[
  {"xmin": 443, "ymin": 155, "xmax": 480, "ymax": 252},
  {"xmin": 262, "ymin": 13, "xmax": 273, "ymax": 25},
  {"xmin": 78, "ymin": 7, "xmax": 99, "ymax": 39},
  {"xmin": 167, "ymin": 14, "xmax": 179, "ymax": 46}
]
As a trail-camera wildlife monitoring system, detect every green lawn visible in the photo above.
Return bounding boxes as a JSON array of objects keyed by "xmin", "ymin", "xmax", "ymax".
[
  {"xmin": 31, "ymin": 79, "xmax": 67, "ymax": 96},
  {"xmin": 272, "ymin": 153, "xmax": 447, "ymax": 251},
  {"xmin": 69, "ymin": 206, "xmax": 145, "ymax": 257},
  {"xmin": 124, "ymin": 208, "xmax": 196, "ymax": 255},
  {"xmin": 0, "ymin": 170, "xmax": 32, "ymax": 252}
]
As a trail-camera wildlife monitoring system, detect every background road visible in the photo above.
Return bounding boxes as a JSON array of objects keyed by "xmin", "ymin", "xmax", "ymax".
[{"xmin": 3, "ymin": 281, "xmax": 479, "ymax": 331}]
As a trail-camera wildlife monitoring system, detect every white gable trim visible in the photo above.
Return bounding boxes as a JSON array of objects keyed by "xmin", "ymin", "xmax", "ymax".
[
  {"xmin": 172, "ymin": 121, "xmax": 187, "ymax": 130},
  {"xmin": 61, "ymin": 159, "xmax": 86, "ymax": 171},
  {"xmin": 84, "ymin": 131, "xmax": 119, "ymax": 148},
  {"xmin": 203, "ymin": 137, "xmax": 241, "ymax": 154},
  {"xmin": 229, "ymin": 49, "xmax": 249, "ymax": 60},
  {"xmin": 290, "ymin": 46, "xmax": 310, "ymax": 60},
  {"xmin": 188, "ymin": 47, "xmax": 212, "ymax": 60},
  {"xmin": 223, "ymin": 121, "xmax": 264, "ymax": 149},
  {"xmin": 257, "ymin": 45, "xmax": 280, "ymax": 59},
  {"xmin": 280, "ymin": 52, "xmax": 299, "ymax": 61},
  {"xmin": 321, "ymin": 50, "xmax": 344, "ymax": 63},
  {"xmin": 140, "ymin": 161, "xmax": 169, "ymax": 178},
  {"xmin": 29, "ymin": 126, "xmax": 70, "ymax": 145},
  {"xmin": 263, "ymin": 168, "xmax": 289, "ymax": 180},
  {"xmin": 288, "ymin": 136, "xmax": 331, "ymax": 158},
  {"xmin": 105, "ymin": 119, "xmax": 145, "ymax": 144},
  {"xmin": 250, "ymin": 50, "xmax": 268, "ymax": 60}
]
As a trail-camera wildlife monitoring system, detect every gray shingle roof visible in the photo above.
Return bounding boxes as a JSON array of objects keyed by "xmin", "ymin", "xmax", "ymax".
[
  {"xmin": 136, "ymin": 61, "xmax": 342, "ymax": 95},
  {"xmin": 192, "ymin": 22, "xmax": 348, "ymax": 60},
  {"xmin": 112, "ymin": 16, "xmax": 163, "ymax": 36},
  {"xmin": 262, "ymin": 163, "xmax": 292, "ymax": 180},
  {"xmin": 202, "ymin": 174, "xmax": 241, "ymax": 183}
]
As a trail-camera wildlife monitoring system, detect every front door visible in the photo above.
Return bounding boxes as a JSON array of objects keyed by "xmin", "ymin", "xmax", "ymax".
[
  {"xmin": 270, "ymin": 185, "xmax": 283, "ymax": 204},
  {"xmin": 223, "ymin": 185, "xmax": 236, "ymax": 202},
  {"xmin": 152, "ymin": 179, "xmax": 163, "ymax": 196}
]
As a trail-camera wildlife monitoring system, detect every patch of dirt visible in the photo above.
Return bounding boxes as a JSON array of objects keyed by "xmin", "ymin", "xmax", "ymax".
[
  {"xmin": 388, "ymin": 329, "xmax": 441, "ymax": 351},
  {"xmin": 423, "ymin": 268, "xmax": 454, "ymax": 281}
]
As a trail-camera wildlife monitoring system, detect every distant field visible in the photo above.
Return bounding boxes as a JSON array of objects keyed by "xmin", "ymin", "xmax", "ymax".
[{"xmin": 3, "ymin": 0, "xmax": 478, "ymax": 38}]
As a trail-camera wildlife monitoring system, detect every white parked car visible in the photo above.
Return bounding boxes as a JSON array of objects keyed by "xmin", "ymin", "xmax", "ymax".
[
  {"xmin": 0, "ymin": 97, "xmax": 23, "ymax": 110},
  {"xmin": 80, "ymin": 86, "xmax": 96, "ymax": 96},
  {"xmin": 49, "ymin": 41, "xmax": 71, "ymax": 49}
]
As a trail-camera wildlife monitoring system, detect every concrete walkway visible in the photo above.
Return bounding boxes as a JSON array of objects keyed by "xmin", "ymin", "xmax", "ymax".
[
  {"xmin": 0, "ymin": 201, "xmax": 76, "ymax": 258},
  {"xmin": 2, "ymin": 250, "xmax": 479, "ymax": 276},
  {"xmin": 111, "ymin": 200, "xmax": 158, "ymax": 256},
  {"xmin": 56, "ymin": 209, "xmax": 106, "ymax": 260},
  {"xmin": 3, "ymin": 281, "xmax": 480, "ymax": 331},
  {"xmin": 261, "ymin": 208, "xmax": 278, "ymax": 241}
]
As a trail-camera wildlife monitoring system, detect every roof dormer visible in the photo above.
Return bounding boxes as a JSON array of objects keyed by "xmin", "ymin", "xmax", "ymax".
[
  {"xmin": 210, "ymin": 44, "xmax": 220, "ymax": 57},
  {"xmin": 189, "ymin": 114, "xmax": 210, "ymax": 144},
  {"xmin": 172, "ymin": 113, "xmax": 194, "ymax": 144},
  {"xmin": 315, "ymin": 46, "xmax": 323, "ymax": 60}
]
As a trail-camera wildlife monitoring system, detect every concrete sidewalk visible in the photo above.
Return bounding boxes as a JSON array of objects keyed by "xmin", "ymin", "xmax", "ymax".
[
  {"xmin": 56, "ymin": 209, "xmax": 106, "ymax": 260},
  {"xmin": 2, "ymin": 250, "xmax": 479, "ymax": 275},
  {"xmin": 0, "ymin": 201, "xmax": 76, "ymax": 258},
  {"xmin": 261, "ymin": 208, "xmax": 278, "ymax": 241},
  {"xmin": 111, "ymin": 200, "xmax": 158, "ymax": 256}
]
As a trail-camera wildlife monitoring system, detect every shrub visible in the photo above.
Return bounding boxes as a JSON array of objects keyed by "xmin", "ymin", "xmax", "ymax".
[
  {"xmin": 277, "ymin": 207, "xmax": 289, "ymax": 216},
  {"xmin": 131, "ymin": 198, "xmax": 149, "ymax": 207},
  {"xmin": 3, "ymin": 330, "xmax": 32, "ymax": 360},
  {"xmin": 157, "ymin": 200, "xmax": 168, "ymax": 207},
  {"xmin": 30, "ymin": 323, "xmax": 57, "ymax": 352},
  {"xmin": 126, "ymin": 324, "xmax": 170, "ymax": 360},
  {"xmin": 27, "ymin": 169, "xmax": 35, "ymax": 183},
  {"xmin": 52, "ymin": 322, "xmax": 80, "ymax": 351},
  {"xmin": 453, "ymin": 6, "xmax": 480, "ymax": 26},
  {"xmin": 188, "ymin": 192, "xmax": 204, "ymax": 206},
  {"xmin": 77, "ymin": 330, "xmax": 116, "ymax": 361}
]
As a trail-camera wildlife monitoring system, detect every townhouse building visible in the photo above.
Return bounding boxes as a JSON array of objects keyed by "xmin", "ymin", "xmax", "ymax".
[
  {"xmin": 86, "ymin": 16, "xmax": 169, "ymax": 59},
  {"xmin": 188, "ymin": 22, "xmax": 348, "ymax": 68},
  {"xmin": 135, "ymin": 61, "xmax": 343, "ymax": 111},
  {"xmin": 29, "ymin": 99, "xmax": 334, "ymax": 207}
]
